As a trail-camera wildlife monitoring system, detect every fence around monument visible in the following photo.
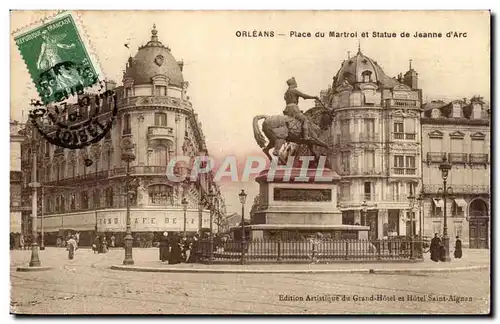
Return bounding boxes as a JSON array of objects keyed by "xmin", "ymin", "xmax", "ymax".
[{"xmin": 196, "ymin": 238, "xmax": 424, "ymax": 264}]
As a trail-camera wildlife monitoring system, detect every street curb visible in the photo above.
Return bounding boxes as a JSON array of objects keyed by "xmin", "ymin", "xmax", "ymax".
[
  {"xmin": 109, "ymin": 264, "xmax": 489, "ymax": 274},
  {"xmin": 16, "ymin": 266, "xmax": 53, "ymax": 272}
]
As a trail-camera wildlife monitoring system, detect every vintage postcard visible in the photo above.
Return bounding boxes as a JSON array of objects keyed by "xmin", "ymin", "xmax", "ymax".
[{"xmin": 9, "ymin": 10, "xmax": 490, "ymax": 315}]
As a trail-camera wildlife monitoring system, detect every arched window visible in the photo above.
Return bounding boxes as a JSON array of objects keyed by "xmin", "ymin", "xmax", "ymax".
[
  {"xmin": 80, "ymin": 191, "xmax": 89, "ymax": 210},
  {"xmin": 105, "ymin": 187, "xmax": 114, "ymax": 207},
  {"xmin": 150, "ymin": 145, "xmax": 168, "ymax": 165},
  {"xmin": 469, "ymin": 199, "xmax": 488, "ymax": 217},
  {"xmin": 123, "ymin": 114, "xmax": 131, "ymax": 135},
  {"xmin": 93, "ymin": 189, "xmax": 101, "ymax": 208},
  {"xmin": 70, "ymin": 193, "xmax": 76, "ymax": 211},
  {"xmin": 59, "ymin": 161, "xmax": 66, "ymax": 179},
  {"xmin": 155, "ymin": 112, "xmax": 168, "ymax": 126},
  {"xmin": 59, "ymin": 195, "xmax": 65, "ymax": 213},
  {"xmin": 362, "ymin": 70, "xmax": 372, "ymax": 83},
  {"xmin": 149, "ymin": 184, "xmax": 172, "ymax": 205}
]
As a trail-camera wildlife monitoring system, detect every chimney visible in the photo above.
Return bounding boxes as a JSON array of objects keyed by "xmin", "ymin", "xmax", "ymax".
[{"xmin": 403, "ymin": 60, "xmax": 418, "ymax": 89}]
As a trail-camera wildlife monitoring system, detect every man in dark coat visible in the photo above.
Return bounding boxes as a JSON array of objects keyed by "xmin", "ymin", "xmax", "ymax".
[
  {"xmin": 168, "ymin": 234, "xmax": 183, "ymax": 265},
  {"xmin": 454, "ymin": 236, "xmax": 463, "ymax": 259},
  {"xmin": 159, "ymin": 232, "xmax": 170, "ymax": 262},
  {"xmin": 93, "ymin": 236, "xmax": 101, "ymax": 254},
  {"xmin": 430, "ymin": 233, "xmax": 441, "ymax": 262}
]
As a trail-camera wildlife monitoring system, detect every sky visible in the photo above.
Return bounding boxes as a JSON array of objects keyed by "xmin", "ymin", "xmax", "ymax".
[{"xmin": 10, "ymin": 10, "xmax": 490, "ymax": 215}]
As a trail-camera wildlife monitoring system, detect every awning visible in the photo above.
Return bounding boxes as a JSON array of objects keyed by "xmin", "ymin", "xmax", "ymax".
[
  {"xmin": 432, "ymin": 198, "xmax": 444, "ymax": 209},
  {"xmin": 454, "ymin": 198, "xmax": 468, "ymax": 210}
]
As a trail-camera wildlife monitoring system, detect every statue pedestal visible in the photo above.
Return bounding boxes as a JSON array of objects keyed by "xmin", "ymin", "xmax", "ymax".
[{"xmin": 244, "ymin": 168, "xmax": 369, "ymax": 240}]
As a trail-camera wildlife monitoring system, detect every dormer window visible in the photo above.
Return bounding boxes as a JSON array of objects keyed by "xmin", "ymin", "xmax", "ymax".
[
  {"xmin": 362, "ymin": 70, "xmax": 372, "ymax": 83},
  {"xmin": 431, "ymin": 109, "xmax": 440, "ymax": 118},
  {"xmin": 472, "ymin": 104, "xmax": 482, "ymax": 119},
  {"xmin": 452, "ymin": 105, "xmax": 462, "ymax": 118},
  {"xmin": 155, "ymin": 85, "xmax": 167, "ymax": 96}
]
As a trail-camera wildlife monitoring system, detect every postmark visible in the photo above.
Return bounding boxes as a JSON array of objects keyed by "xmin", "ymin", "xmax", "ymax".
[
  {"xmin": 14, "ymin": 13, "xmax": 99, "ymax": 105},
  {"xmin": 28, "ymin": 84, "xmax": 118, "ymax": 150}
]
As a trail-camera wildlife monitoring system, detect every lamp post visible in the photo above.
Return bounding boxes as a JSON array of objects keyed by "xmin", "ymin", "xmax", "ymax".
[
  {"xmin": 238, "ymin": 189, "xmax": 248, "ymax": 265},
  {"xmin": 438, "ymin": 156, "xmax": 452, "ymax": 262},
  {"xmin": 208, "ymin": 188, "xmax": 216, "ymax": 263},
  {"xmin": 28, "ymin": 127, "xmax": 41, "ymax": 267},
  {"xmin": 182, "ymin": 198, "xmax": 188, "ymax": 236},
  {"xmin": 416, "ymin": 191, "xmax": 424, "ymax": 239},
  {"xmin": 121, "ymin": 149, "xmax": 136, "ymax": 265},
  {"xmin": 407, "ymin": 193, "xmax": 416, "ymax": 260}
]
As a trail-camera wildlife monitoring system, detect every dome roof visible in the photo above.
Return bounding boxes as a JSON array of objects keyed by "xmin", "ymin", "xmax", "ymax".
[
  {"xmin": 124, "ymin": 25, "xmax": 184, "ymax": 87},
  {"xmin": 333, "ymin": 48, "xmax": 400, "ymax": 89}
]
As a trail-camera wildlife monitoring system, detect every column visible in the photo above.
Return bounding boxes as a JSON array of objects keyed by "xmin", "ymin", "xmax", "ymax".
[{"xmin": 379, "ymin": 209, "xmax": 388, "ymax": 239}]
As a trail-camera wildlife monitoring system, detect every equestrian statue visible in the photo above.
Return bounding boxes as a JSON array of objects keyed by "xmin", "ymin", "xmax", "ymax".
[{"xmin": 253, "ymin": 77, "xmax": 333, "ymax": 163}]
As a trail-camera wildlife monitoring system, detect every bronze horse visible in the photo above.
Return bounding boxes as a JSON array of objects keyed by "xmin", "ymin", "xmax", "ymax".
[{"xmin": 252, "ymin": 110, "xmax": 333, "ymax": 162}]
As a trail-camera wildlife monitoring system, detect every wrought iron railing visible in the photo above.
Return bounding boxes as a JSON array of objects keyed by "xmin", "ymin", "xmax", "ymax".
[
  {"xmin": 393, "ymin": 168, "xmax": 416, "ymax": 175},
  {"xmin": 448, "ymin": 153, "xmax": 467, "ymax": 164},
  {"xmin": 469, "ymin": 153, "xmax": 488, "ymax": 165},
  {"xmin": 426, "ymin": 152, "xmax": 446, "ymax": 163},
  {"xmin": 422, "ymin": 184, "xmax": 489, "ymax": 194},
  {"xmin": 196, "ymin": 238, "xmax": 423, "ymax": 263},
  {"xmin": 385, "ymin": 99, "xmax": 419, "ymax": 108}
]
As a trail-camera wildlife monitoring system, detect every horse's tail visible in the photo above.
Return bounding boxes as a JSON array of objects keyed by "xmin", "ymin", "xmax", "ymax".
[{"xmin": 252, "ymin": 115, "xmax": 267, "ymax": 148}]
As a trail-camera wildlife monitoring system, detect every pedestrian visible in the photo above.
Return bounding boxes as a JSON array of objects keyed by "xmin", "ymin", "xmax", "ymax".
[
  {"xmin": 430, "ymin": 233, "xmax": 441, "ymax": 262},
  {"xmin": 101, "ymin": 236, "xmax": 108, "ymax": 253},
  {"xmin": 67, "ymin": 235, "xmax": 78, "ymax": 260},
  {"xmin": 454, "ymin": 236, "xmax": 462, "ymax": 259},
  {"xmin": 110, "ymin": 235, "xmax": 116, "ymax": 248},
  {"xmin": 181, "ymin": 236, "xmax": 191, "ymax": 263},
  {"xmin": 20, "ymin": 234, "xmax": 25, "ymax": 250},
  {"xmin": 168, "ymin": 234, "xmax": 182, "ymax": 265},
  {"xmin": 159, "ymin": 232, "xmax": 170, "ymax": 262},
  {"xmin": 93, "ymin": 236, "xmax": 101, "ymax": 254},
  {"xmin": 188, "ymin": 234, "xmax": 199, "ymax": 263}
]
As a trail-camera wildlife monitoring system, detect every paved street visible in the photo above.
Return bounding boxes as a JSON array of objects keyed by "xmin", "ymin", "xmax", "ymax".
[{"xmin": 10, "ymin": 248, "xmax": 490, "ymax": 315}]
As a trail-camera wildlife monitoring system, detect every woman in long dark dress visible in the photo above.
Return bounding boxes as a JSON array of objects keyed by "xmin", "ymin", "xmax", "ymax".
[
  {"xmin": 168, "ymin": 234, "xmax": 182, "ymax": 265},
  {"xmin": 454, "ymin": 236, "xmax": 463, "ymax": 259},
  {"xmin": 159, "ymin": 232, "xmax": 170, "ymax": 262},
  {"xmin": 430, "ymin": 233, "xmax": 441, "ymax": 262}
]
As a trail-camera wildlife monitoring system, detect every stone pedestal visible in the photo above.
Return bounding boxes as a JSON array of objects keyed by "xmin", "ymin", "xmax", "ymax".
[{"xmin": 246, "ymin": 168, "xmax": 369, "ymax": 239}]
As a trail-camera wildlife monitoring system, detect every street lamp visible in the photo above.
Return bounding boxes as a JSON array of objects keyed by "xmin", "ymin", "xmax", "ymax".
[
  {"xmin": 207, "ymin": 188, "xmax": 216, "ymax": 263},
  {"xmin": 238, "ymin": 189, "xmax": 248, "ymax": 265},
  {"xmin": 416, "ymin": 191, "xmax": 424, "ymax": 239},
  {"xmin": 121, "ymin": 149, "xmax": 136, "ymax": 265},
  {"xmin": 438, "ymin": 156, "xmax": 453, "ymax": 262},
  {"xmin": 407, "ymin": 193, "xmax": 416, "ymax": 260},
  {"xmin": 182, "ymin": 197, "xmax": 188, "ymax": 236}
]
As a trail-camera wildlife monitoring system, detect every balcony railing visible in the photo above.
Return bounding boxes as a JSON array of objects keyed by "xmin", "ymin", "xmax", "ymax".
[
  {"xmin": 448, "ymin": 153, "xmax": 467, "ymax": 164},
  {"xmin": 359, "ymin": 133, "xmax": 380, "ymax": 142},
  {"xmin": 148, "ymin": 126, "xmax": 174, "ymax": 139},
  {"xmin": 393, "ymin": 168, "xmax": 416, "ymax": 175},
  {"xmin": 426, "ymin": 152, "xmax": 446, "ymax": 163},
  {"xmin": 393, "ymin": 133, "xmax": 416, "ymax": 140},
  {"xmin": 43, "ymin": 165, "xmax": 172, "ymax": 186},
  {"xmin": 422, "ymin": 184, "xmax": 489, "ymax": 195},
  {"xmin": 385, "ymin": 99, "xmax": 419, "ymax": 108},
  {"xmin": 469, "ymin": 153, "xmax": 489, "ymax": 165}
]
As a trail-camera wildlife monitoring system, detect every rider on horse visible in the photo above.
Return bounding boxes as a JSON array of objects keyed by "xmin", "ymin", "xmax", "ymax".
[{"xmin": 283, "ymin": 77, "xmax": 320, "ymax": 141}]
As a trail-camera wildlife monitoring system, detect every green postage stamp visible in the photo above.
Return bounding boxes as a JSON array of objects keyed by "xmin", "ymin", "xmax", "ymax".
[{"xmin": 14, "ymin": 13, "xmax": 99, "ymax": 104}]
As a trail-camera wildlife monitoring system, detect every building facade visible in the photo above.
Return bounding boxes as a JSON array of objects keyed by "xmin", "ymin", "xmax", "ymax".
[
  {"xmin": 20, "ymin": 25, "xmax": 225, "ymax": 246},
  {"xmin": 295, "ymin": 49, "xmax": 423, "ymax": 240},
  {"xmin": 421, "ymin": 97, "xmax": 490, "ymax": 248},
  {"xmin": 10, "ymin": 120, "xmax": 25, "ymax": 246}
]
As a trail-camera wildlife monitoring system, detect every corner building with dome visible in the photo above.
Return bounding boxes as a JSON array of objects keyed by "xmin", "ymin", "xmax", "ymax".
[
  {"xmin": 23, "ymin": 26, "xmax": 225, "ymax": 246},
  {"xmin": 297, "ymin": 48, "xmax": 489, "ymax": 247}
]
